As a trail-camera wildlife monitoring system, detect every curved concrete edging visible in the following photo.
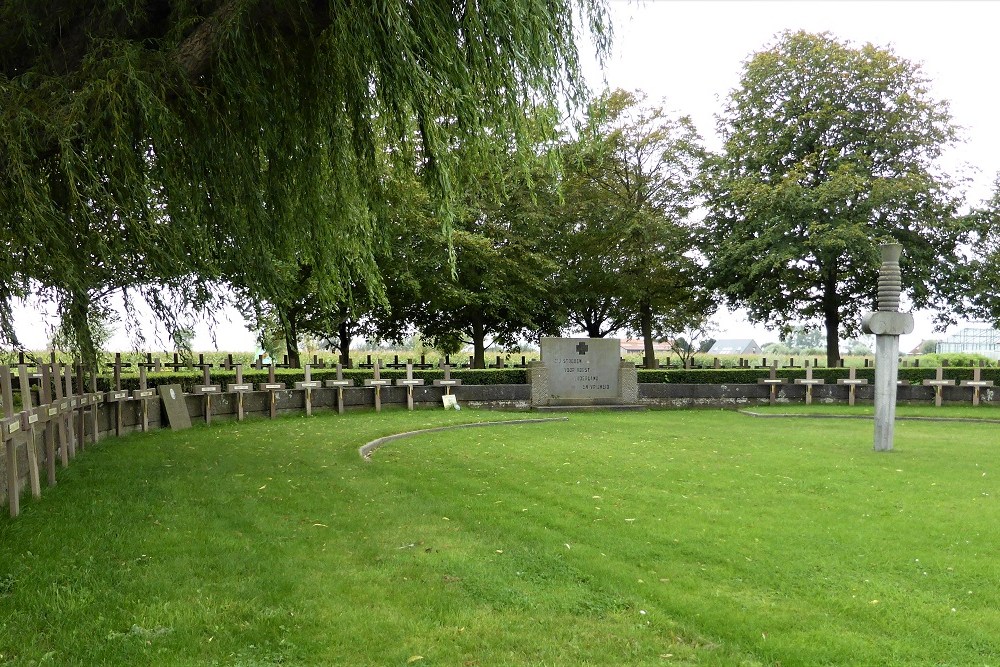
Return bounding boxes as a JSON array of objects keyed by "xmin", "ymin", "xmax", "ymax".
[
  {"xmin": 739, "ymin": 410, "xmax": 1000, "ymax": 424},
  {"xmin": 359, "ymin": 417, "xmax": 569, "ymax": 460}
]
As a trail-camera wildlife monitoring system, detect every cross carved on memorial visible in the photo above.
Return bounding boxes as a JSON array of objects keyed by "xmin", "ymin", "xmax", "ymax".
[{"xmin": 576, "ymin": 341, "xmax": 589, "ymax": 355}]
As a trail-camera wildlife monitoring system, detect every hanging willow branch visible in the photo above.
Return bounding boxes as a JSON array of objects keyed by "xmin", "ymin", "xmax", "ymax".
[{"xmin": 0, "ymin": 0, "xmax": 611, "ymax": 366}]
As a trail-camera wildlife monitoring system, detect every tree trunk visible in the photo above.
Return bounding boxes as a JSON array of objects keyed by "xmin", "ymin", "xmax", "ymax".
[
  {"xmin": 69, "ymin": 289, "xmax": 98, "ymax": 372},
  {"xmin": 822, "ymin": 268, "xmax": 842, "ymax": 367},
  {"xmin": 471, "ymin": 317, "xmax": 486, "ymax": 369},
  {"xmin": 281, "ymin": 308, "xmax": 301, "ymax": 368},
  {"xmin": 639, "ymin": 301, "xmax": 657, "ymax": 369},
  {"xmin": 585, "ymin": 318, "xmax": 603, "ymax": 338},
  {"xmin": 338, "ymin": 320, "xmax": 352, "ymax": 368}
]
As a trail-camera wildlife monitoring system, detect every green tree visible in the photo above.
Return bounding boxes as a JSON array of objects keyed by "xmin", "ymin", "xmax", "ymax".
[
  {"xmin": 918, "ymin": 339, "xmax": 940, "ymax": 355},
  {"xmin": 398, "ymin": 157, "xmax": 563, "ymax": 369},
  {"xmin": 553, "ymin": 89, "xmax": 712, "ymax": 365},
  {"xmin": 962, "ymin": 177, "xmax": 1000, "ymax": 325},
  {"xmin": 701, "ymin": 31, "xmax": 972, "ymax": 367},
  {"xmin": 0, "ymin": 0, "xmax": 610, "ymax": 365},
  {"xmin": 663, "ymin": 316, "xmax": 715, "ymax": 367}
]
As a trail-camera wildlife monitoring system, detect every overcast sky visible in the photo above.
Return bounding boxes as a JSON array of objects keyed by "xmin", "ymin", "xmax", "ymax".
[
  {"xmin": 578, "ymin": 0, "xmax": 1000, "ymax": 349},
  {"xmin": 13, "ymin": 0, "xmax": 1000, "ymax": 352}
]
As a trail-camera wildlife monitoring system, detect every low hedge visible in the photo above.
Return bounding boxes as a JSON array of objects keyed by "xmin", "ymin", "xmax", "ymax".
[
  {"xmin": 639, "ymin": 367, "xmax": 1000, "ymax": 385},
  {"xmin": 84, "ymin": 365, "xmax": 997, "ymax": 392}
]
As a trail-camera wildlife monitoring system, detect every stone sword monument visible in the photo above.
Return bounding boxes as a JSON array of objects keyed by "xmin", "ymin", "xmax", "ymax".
[{"xmin": 861, "ymin": 243, "xmax": 914, "ymax": 452}]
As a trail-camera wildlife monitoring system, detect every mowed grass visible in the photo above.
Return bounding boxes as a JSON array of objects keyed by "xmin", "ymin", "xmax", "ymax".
[
  {"xmin": 745, "ymin": 403, "xmax": 1000, "ymax": 420},
  {"xmin": 1, "ymin": 409, "xmax": 999, "ymax": 666}
]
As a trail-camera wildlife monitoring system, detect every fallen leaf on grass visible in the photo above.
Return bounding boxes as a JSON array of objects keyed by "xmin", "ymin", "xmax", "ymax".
[{"xmin": 407, "ymin": 656, "xmax": 424, "ymax": 664}]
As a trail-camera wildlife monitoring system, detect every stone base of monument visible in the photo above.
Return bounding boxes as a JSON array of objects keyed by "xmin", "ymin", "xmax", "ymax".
[{"xmin": 534, "ymin": 402, "xmax": 645, "ymax": 412}]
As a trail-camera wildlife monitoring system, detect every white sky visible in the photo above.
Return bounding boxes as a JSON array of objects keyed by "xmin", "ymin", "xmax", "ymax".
[
  {"xmin": 579, "ymin": 0, "xmax": 1000, "ymax": 350},
  {"xmin": 12, "ymin": 0, "xmax": 1000, "ymax": 352}
]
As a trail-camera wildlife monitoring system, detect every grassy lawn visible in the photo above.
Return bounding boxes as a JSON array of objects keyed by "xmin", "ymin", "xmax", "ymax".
[
  {"xmin": 2, "ymin": 408, "xmax": 999, "ymax": 665},
  {"xmin": 744, "ymin": 403, "xmax": 1000, "ymax": 420}
]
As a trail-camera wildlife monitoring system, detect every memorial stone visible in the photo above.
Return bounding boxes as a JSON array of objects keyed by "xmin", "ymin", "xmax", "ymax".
[
  {"xmin": 158, "ymin": 384, "xmax": 192, "ymax": 430},
  {"xmin": 532, "ymin": 337, "xmax": 636, "ymax": 408}
]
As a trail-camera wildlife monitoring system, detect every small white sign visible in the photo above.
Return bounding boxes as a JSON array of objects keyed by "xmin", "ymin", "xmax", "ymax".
[{"xmin": 441, "ymin": 394, "xmax": 460, "ymax": 410}]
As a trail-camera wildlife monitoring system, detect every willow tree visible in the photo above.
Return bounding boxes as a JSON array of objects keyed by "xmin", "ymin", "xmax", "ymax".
[
  {"xmin": 701, "ymin": 31, "xmax": 970, "ymax": 366},
  {"xmin": 0, "ymin": 0, "xmax": 610, "ymax": 366}
]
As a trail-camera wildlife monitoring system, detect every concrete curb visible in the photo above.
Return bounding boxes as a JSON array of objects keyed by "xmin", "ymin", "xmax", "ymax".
[{"xmin": 359, "ymin": 417, "xmax": 569, "ymax": 460}]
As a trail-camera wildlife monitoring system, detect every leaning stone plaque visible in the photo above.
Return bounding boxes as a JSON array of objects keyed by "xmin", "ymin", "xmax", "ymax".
[
  {"xmin": 540, "ymin": 337, "xmax": 623, "ymax": 404},
  {"xmin": 158, "ymin": 384, "xmax": 192, "ymax": 430}
]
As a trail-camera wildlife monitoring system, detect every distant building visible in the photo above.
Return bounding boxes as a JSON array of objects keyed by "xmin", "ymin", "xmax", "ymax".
[
  {"xmin": 707, "ymin": 338, "xmax": 762, "ymax": 356},
  {"xmin": 936, "ymin": 327, "xmax": 1000, "ymax": 360},
  {"xmin": 619, "ymin": 339, "xmax": 673, "ymax": 355}
]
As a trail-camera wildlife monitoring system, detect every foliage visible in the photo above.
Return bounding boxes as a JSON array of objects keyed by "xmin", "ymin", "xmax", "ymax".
[
  {"xmin": 0, "ymin": 0, "xmax": 611, "ymax": 367},
  {"xmin": 662, "ymin": 316, "xmax": 716, "ymax": 366},
  {"xmin": 962, "ymin": 176, "xmax": 1000, "ymax": 323},
  {"xmin": 551, "ymin": 89, "xmax": 712, "ymax": 358},
  {"xmin": 395, "ymin": 115, "xmax": 567, "ymax": 368},
  {"xmin": 48, "ymin": 303, "xmax": 117, "ymax": 363},
  {"xmin": 701, "ymin": 30, "xmax": 972, "ymax": 366},
  {"xmin": 918, "ymin": 338, "xmax": 941, "ymax": 355},
  {"xmin": 642, "ymin": 365, "xmax": 1000, "ymax": 385}
]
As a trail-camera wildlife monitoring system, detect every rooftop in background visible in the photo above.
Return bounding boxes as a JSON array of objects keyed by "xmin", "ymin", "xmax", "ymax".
[
  {"xmin": 620, "ymin": 339, "xmax": 672, "ymax": 354},
  {"xmin": 708, "ymin": 339, "xmax": 763, "ymax": 356}
]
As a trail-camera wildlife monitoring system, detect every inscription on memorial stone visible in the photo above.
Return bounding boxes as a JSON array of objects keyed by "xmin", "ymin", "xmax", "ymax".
[{"xmin": 542, "ymin": 337, "xmax": 620, "ymax": 400}]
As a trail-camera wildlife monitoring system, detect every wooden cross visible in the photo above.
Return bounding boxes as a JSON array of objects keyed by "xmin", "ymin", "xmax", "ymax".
[
  {"xmin": 192, "ymin": 363, "xmax": 220, "ymax": 425},
  {"xmin": 38, "ymin": 364, "xmax": 58, "ymax": 486},
  {"xmin": 756, "ymin": 361, "xmax": 787, "ymax": 406},
  {"xmin": 16, "ymin": 365, "xmax": 42, "ymax": 501},
  {"xmin": 105, "ymin": 354, "xmax": 130, "ymax": 437},
  {"xmin": 395, "ymin": 362, "xmax": 425, "ymax": 410},
  {"xmin": 794, "ymin": 366, "xmax": 825, "ymax": 405},
  {"xmin": 62, "ymin": 363, "xmax": 79, "ymax": 458},
  {"xmin": 49, "ymin": 362, "xmax": 71, "ymax": 466},
  {"xmin": 105, "ymin": 352, "xmax": 133, "ymax": 385},
  {"xmin": 162, "ymin": 353, "xmax": 188, "ymax": 373},
  {"xmin": 325, "ymin": 363, "xmax": 351, "ymax": 414},
  {"xmin": 1, "ymin": 366, "xmax": 24, "ymax": 516},
  {"xmin": 433, "ymin": 362, "xmax": 462, "ymax": 396},
  {"xmin": 922, "ymin": 366, "xmax": 955, "ymax": 407},
  {"xmin": 87, "ymin": 368, "xmax": 101, "ymax": 443},
  {"xmin": 959, "ymin": 365, "xmax": 994, "ymax": 407},
  {"xmin": 227, "ymin": 364, "xmax": 252, "ymax": 421},
  {"xmin": 76, "ymin": 364, "xmax": 93, "ymax": 446},
  {"xmin": 836, "ymin": 367, "xmax": 868, "ymax": 406},
  {"xmin": 257, "ymin": 364, "xmax": 285, "ymax": 419},
  {"xmin": 137, "ymin": 353, "xmax": 162, "ymax": 373},
  {"xmin": 364, "ymin": 360, "xmax": 392, "ymax": 412},
  {"xmin": 132, "ymin": 364, "xmax": 157, "ymax": 431},
  {"xmin": 294, "ymin": 365, "xmax": 322, "ymax": 416}
]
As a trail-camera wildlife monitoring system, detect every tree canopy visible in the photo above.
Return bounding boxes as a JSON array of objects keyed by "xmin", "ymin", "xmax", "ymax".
[
  {"xmin": 700, "ymin": 30, "xmax": 971, "ymax": 365},
  {"xmin": 551, "ymin": 89, "xmax": 711, "ymax": 364},
  {"xmin": 0, "ymin": 0, "xmax": 610, "ymax": 365},
  {"xmin": 962, "ymin": 177, "xmax": 1000, "ymax": 325}
]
